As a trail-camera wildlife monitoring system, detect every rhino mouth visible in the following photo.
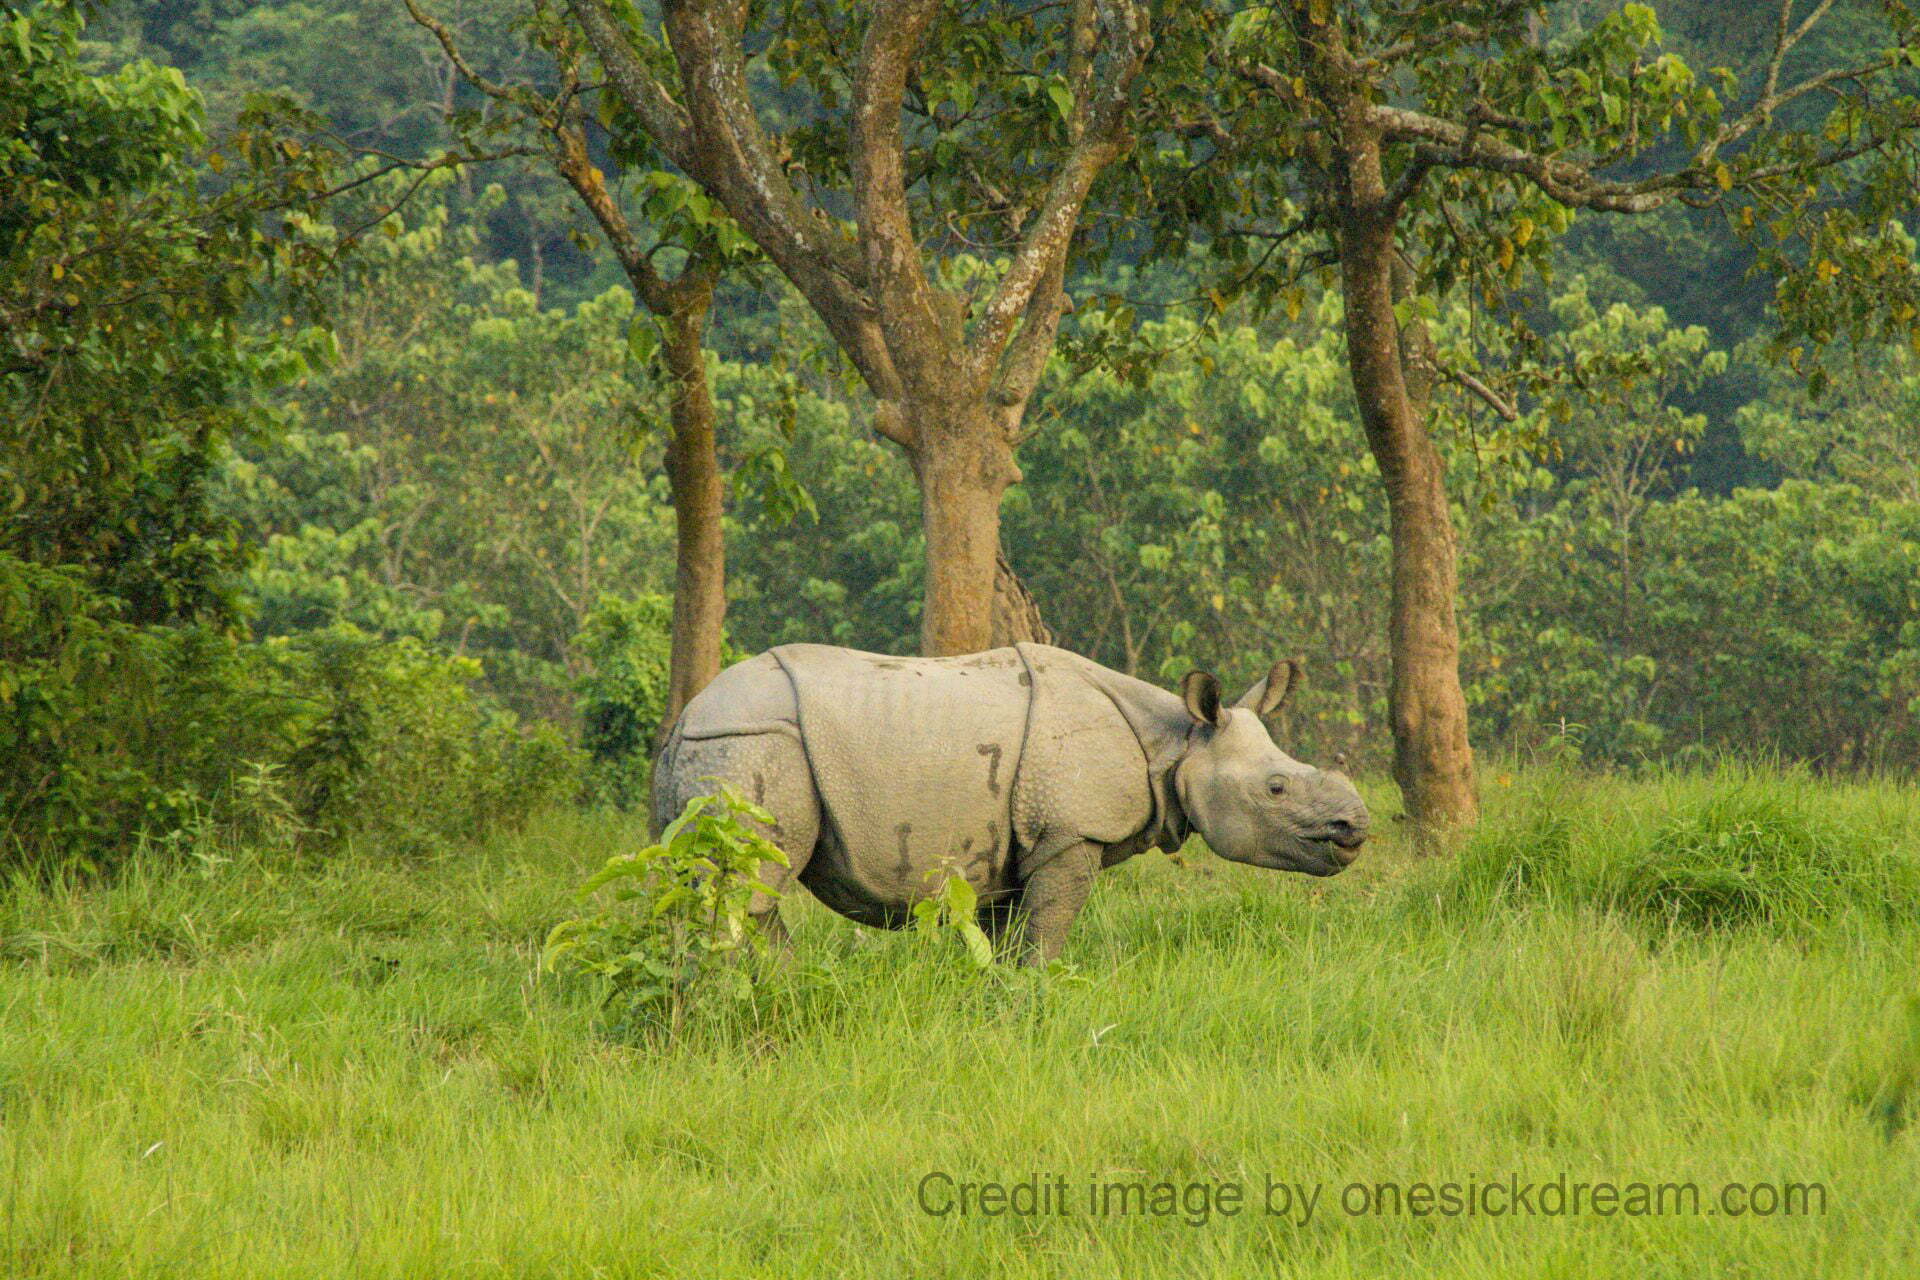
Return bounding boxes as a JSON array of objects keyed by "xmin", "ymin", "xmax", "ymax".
[{"xmin": 1299, "ymin": 831, "xmax": 1365, "ymax": 870}]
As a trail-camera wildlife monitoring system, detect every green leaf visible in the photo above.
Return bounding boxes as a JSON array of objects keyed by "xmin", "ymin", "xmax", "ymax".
[
  {"xmin": 627, "ymin": 317, "xmax": 660, "ymax": 364},
  {"xmin": 1046, "ymin": 81, "xmax": 1074, "ymax": 124},
  {"xmin": 961, "ymin": 921, "xmax": 995, "ymax": 970},
  {"xmin": 944, "ymin": 874, "xmax": 978, "ymax": 916}
]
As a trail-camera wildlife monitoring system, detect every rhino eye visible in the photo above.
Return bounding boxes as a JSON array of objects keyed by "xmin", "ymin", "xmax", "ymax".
[{"xmin": 1266, "ymin": 777, "xmax": 1287, "ymax": 797}]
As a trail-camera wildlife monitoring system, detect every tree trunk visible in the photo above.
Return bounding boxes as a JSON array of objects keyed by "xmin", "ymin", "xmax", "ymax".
[
  {"xmin": 907, "ymin": 397, "xmax": 1053, "ymax": 654},
  {"xmin": 1338, "ymin": 203, "xmax": 1479, "ymax": 840},
  {"xmin": 531, "ymin": 108, "xmax": 731, "ymax": 744},
  {"xmin": 913, "ymin": 422, "xmax": 1013, "ymax": 656},
  {"xmin": 1291, "ymin": 6, "xmax": 1477, "ymax": 841},
  {"xmin": 657, "ymin": 291, "xmax": 726, "ymax": 740}
]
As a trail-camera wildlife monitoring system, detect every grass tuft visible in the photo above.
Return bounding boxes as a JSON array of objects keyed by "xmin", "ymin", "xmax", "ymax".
[
  {"xmin": 1445, "ymin": 763, "xmax": 1920, "ymax": 933},
  {"xmin": 1611, "ymin": 782, "xmax": 1916, "ymax": 929}
]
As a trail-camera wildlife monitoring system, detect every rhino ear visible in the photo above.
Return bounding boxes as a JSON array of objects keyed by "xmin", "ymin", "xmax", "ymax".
[
  {"xmin": 1181, "ymin": 671, "xmax": 1225, "ymax": 727},
  {"xmin": 1235, "ymin": 658, "xmax": 1304, "ymax": 719}
]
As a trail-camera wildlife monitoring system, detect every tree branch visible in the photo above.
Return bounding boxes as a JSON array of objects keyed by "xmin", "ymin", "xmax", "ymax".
[
  {"xmin": 1364, "ymin": 12, "xmax": 1529, "ymax": 70},
  {"xmin": 1762, "ymin": 0, "xmax": 1838, "ymax": 107},
  {"xmin": 413, "ymin": 0, "xmax": 718, "ymax": 317},
  {"xmin": 564, "ymin": 0, "xmax": 697, "ymax": 170},
  {"xmin": 851, "ymin": 1, "xmax": 947, "ymax": 380},
  {"xmin": 1239, "ymin": 0, "xmax": 1894, "ymax": 222},
  {"xmin": 1384, "ymin": 152, "xmax": 1433, "ymax": 214},
  {"xmin": 1713, "ymin": 50, "xmax": 1895, "ymax": 159},
  {"xmin": 869, "ymin": 398, "xmax": 914, "ymax": 448},
  {"xmin": 971, "ymin": 0, "xmax": 1151, "ymax": 391},
  {"xmin": 655, "ymin": 0, "xmax": 903, "ymax": 401},
  {"xmin": 983, "ymin": 0, "xmax": 1099, "ymax": 413},
  {"xmin": 406, "ymin": 0, "xmax": 547, "ymax": 120},
  {"xmin": 1374, "ymin": 105, "xmax": 1691, "ymax": 212},
  {"xmin": 1445, "ymin": 368, "xmax": 1518, "ymax": 421}
]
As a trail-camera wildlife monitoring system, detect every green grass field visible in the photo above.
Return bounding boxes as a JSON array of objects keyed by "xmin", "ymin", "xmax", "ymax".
[{"xmin": 4, "ymin": 765, "xmax": 1918, "ymax": 1278}]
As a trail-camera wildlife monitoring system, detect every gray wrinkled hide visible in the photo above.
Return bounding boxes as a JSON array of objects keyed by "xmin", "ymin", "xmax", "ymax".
[{"xmin": 659, "ymin": 643, "xmax": 1176, "ymax": 927}]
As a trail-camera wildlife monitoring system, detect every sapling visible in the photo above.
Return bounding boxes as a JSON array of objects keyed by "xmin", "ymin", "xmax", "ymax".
[
  {"xmin": 544, "ymin": 784, "xmax": 787, "ymax": 1037},
  {"xmin": 910, "ymin": 873, "xmax": 996, "ymax": 973}
]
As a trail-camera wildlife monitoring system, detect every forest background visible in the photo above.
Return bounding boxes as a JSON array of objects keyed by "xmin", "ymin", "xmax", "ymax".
[{"xmin": 6, "ymin": 0, "xmax": 1918, "ymax": 866}]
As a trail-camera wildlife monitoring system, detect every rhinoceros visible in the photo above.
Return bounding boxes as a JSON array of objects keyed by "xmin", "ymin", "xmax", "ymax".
[{"xmin": 653, "ymin": 642, "xmax": 1369, "ymax": 964}]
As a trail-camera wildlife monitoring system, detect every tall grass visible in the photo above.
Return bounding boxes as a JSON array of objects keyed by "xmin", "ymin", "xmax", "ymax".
[
  {"xmin": 2, "ymin": 767, "xmax": 1917, "ymax": 1277},
  {"xmin": 1447, "ymin": 762, "xmax": 1920, "ymax": 930}
]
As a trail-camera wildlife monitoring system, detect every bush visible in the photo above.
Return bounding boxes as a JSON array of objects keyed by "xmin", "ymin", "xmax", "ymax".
[
  {"xmin": 908, "ymin": 874, "xmax": 998, "ymax": 970},
  {"xmin": 272, "ymin": 626, "xmax": 583, "ymax": 854},
  {"xmin": 2, "ymin": 554, "xmax": 581, "ymax": 872},
  {"xmin": 543, "ymin": 786, "xmax": 787, "ymax": 1039},
  {"xmin": 1, "ymin": 554, "xmax": 300, "ymax": 870},
  {"xmin": 573, "ymin": 594, "xmax": 674, "ymax": 809},
  {"xmin": 573, "ymin": 593, "xmax": 744, "ymax": 808}
]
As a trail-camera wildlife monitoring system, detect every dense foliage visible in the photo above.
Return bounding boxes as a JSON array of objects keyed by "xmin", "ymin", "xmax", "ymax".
[
  {"xmin": 6, "ymin": 0, "xmax": 1918, "ymax": 871},
  {"xmin": 3, "ymin": 1, "xmax": 298, "ymax": 625},
  {"xmin": 1, "ymin": 3, "xmax": 578, "ymax": 870},
  {"xmin": 573, "ymin": 591, "xmax": 748, "ymax": 807}
]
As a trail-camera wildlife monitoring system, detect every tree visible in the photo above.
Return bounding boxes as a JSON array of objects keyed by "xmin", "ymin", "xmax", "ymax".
[
  {"xmin": 1497, "ymin": 481, "xmax": 1920, "ymax": 770},
  {"xmin": 241, "ymin": 180, "xmax": 679, "ymax": 716},
  {"xmin": 406, "ymin": 0, "xmax": 765, "ymax": 731},
  {"xmin": 1152, "ymin": 0, "xmax": 1920, "ymax": 837},
  {"xmin": 1537, "ymin": 280, "xmax": 1725, "ymax": 642},
  {"xmin": 1, "ymin": 0, "xmax": 338, "ymax": 624},
  {"xmin": 1738, "ymin": 332, "xmax": 1920, "ymax": 502},
  {"xmin": 564, "ymin": 0, "xmax": 1149, "ymax": 654},
  {"xmin": 1464, "ymin": 281, "xmax": 1727, "ymax": 761}
]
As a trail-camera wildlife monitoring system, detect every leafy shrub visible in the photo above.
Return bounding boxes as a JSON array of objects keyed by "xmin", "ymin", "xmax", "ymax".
[
  {"xmin": 272, "ymin": 625, "xmax": 582, "ymax": 854},
  {"xmin": 2, "ymin": 557, "xmax": 579, "ymax": 871},
  {"xmin": 573, "ymin": 593, "xmax": 744, "ymax": 808},
  {"xmin": 543, "ymin": 786, "xmax": 787, "ymax": 1038},
  {"xmin": 1, "ymin": 554, "xmax": 301, "ymax": 871},
  {"xmin": 573, "ymin": 594, "xmax": 673, "ymax": 808},
  {"xmin": 1477, "ymin": 483, "xmax": 1920, "ymax": 772}
]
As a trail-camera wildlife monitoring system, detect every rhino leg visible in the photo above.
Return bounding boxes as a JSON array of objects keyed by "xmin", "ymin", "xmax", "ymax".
[
  {"xmin": 1009, "ymin": 841, "xmax": 1102, "ymax": 967},
  {"xmin": 654, "ymin": 729, "xmax": 819, "ymax": 949}
]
